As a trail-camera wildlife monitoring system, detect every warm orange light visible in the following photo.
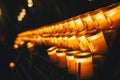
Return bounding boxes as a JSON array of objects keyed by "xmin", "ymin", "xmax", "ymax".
[
  {"xmin": 17, "ymin": 8, "xmax": 26, "ymax": 21},
  {"xmin": 87, "ymin": 31, "xmax": 108, "ymax": 54},
  {"xmin": 47, "ymin": 46, "xmax": 58, "ymax": 63},
  {"xmin": 56, "ymin": 48, "xmax": 68, "ymax": 68},
  {"xmin": 74, "ymin": 52, "xmax": 93, "ymax": 80},
  {"xmin": 66, "ymin": 50, "xmax": 81, "ymax": 74},
  {"xmin": 77, "ymin": 35, "xmax": 90, "ymax": 51},
  {"xmin": 9, "ymin": 62, "xmax": 15, "ymax": 68},
  {"xmin": 19, "ymin": 41, "xmax": 24, "ymax": 45},
  {"xmin": 14, "ymin": 44, "xmax": 19, "ymax": 49},
  {"xmin": 27, "ymin": 0, "xmax": 33, "ymax": 7},
  {"xmin": 27, "ymin": 42, "xmax": 34, "ymax": 48},
  {"xmin": 104, "ymin": 3, "xmax": 120, "ymax": 28}
]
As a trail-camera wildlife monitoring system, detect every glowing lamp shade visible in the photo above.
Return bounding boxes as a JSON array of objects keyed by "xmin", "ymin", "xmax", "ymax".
[
  {"xmin": 87, "ymin": 31, "xmax": 108, "ymax": 54},
  {"xmin": 104, "ymin": 2, "xmax": 120, "ymax": 29},
  {"xmin": 77, "ymin": 35, "xmax": 90, "ymax": 51},
  {"xmin": 74, "ymin": 52, "xmax": 93, "ymax": 80},
  {"xmin": 56, "ymin": 48, "xmax": 68, "ymax": 68},
  {"xmin": 91, "ymin": 10, "xmax": 110, "ymax": 29},
  {"xmin": 66, "ymin": 50, "xmax": 81, "ymax": 74},
  {"xmin": 47, "ymin": 46, "xmax": 58, "ymax": 63}
]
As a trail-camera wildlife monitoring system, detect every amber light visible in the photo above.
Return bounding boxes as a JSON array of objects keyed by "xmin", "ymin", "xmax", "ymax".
[
  {"xmin": 86, "ymin": 31, "xmax": 108, "ymax": 54},
  {"xmin": 56, "ymin": 48, "xmax": 68, "ymax": 68},
  {"xmin": 66, "ymin": 50, "xmax": 81, "ymax": 74},
  {"xmin": 14, "ymin": 2, "xmax": 120, "ymax": 55},
  {"xmin": 9, "ymin": 62, "xmax": 15, "ymax": 69},
  {"xmin": 74, "ymin": 52, "xmax": 93, "ymax": 80},
  {"xmin": 47, "ymin": 46, "xmax": 58, "ymax": 63},
  {"xmin": 14, "ymin": 44, "xmax": 19, "ymax": 49}
]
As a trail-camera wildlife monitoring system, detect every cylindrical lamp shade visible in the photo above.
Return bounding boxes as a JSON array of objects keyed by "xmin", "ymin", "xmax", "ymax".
[
  {"xmin": 86, "ymin": 31, "xmax": 108, "ymax": 54},
  {"xmin": 56, "ymin": 48, "xmax": 68, "ymax": 68},
  {"xmin": 77, "ymin": 35, "xmax": 90, "ymax": 51},
  {"xmin": 47, "ymin": 46, "xmax": 58, "ymax": 63},
  {"xmin": 66, "ymin": 50, "xmax": 81, "ymax": 74},
  {"xmin": 74, "ymin": 52, "xmax": 93, "ymax": 80},
  {"xmin": 103, "ymin": 2, "xmax": 120, "ymax": 29}
]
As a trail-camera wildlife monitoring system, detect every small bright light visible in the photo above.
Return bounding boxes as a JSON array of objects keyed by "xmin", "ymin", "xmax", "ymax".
[
  {"xmin": 14, "ymin": 44, "xmax": 19, "ymax": 49},
  {"xmin": 9, "ymin": 62, "xmax": 15, "ymax": 68},
  {"xmin": 27, "ymin": 42, "xmax": 34, "ymax": 48},
  {"xmin": 19, "ymin": 41, "xmax": 24, "ymax": 45},
  {"xmin": 17, "ymin": 16, "xmax": 22, "ymax": 21},
  {"xmin": 17, "ymin": 8, "xmax": 26, "ymax": 21},
  {"xmin": 28, "ymin": 3, "xmax": 33, "ymax": 7},
  {"xmin": 27, "ymin": 0, "xmax": 33, "ymax": 3},
  {"xmin": 22, "ymin": 8, "xmax": 26, "ymax": 13}
]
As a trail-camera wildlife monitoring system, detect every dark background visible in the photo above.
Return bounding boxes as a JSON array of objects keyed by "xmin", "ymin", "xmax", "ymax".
[{"xmin": 0, "ymin": 0, "xmax": 120, "ymax": 80}]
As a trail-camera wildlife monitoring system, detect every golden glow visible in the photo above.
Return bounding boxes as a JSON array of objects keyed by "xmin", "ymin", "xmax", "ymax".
[
  {"xmin": 56, "ymin": 49, "xmax": 67, "ymax": 68},
  {"xmin": 17, "ymin": 8, "xmax": 26, "ymax": 21},
  {"xmin": 74, "ymin": 52, "xmax": 93, "ymax": 79},
  {"xmin": 78, "ymin": 35, "xmax": 90, "ymax": 51},
  {"xmin": 14, "ymin": 2, "xmax": 120, "ymax": 54},
  {"xmin": 27, "ymin": 0, "xmax": 33, "ymax": 7},
  {"xmin": 14, "ymin": 44, "xmax": 19, "ymax": 49},
  {"xmin": 19, "ymin": 41, "xmax": 24, "ymax": 45},
  {"xmin": 47, "ymin": 46, "xmax": 58, "ymax": 63},
  {"xmin": 27, "ymin": 42, "xmax": 34, "ymax": 48},
  {"xmin": 28, "ymin": 3, "xmax": 33, "ymax": 7},
  {"xmin": 87, "ymin": 31, "xmax": 108, "ymax": 53},
  {"xmin": 9, "ymin": 62, "xmax": 15, "ymax": 68},
  {"xmin": 96, "ymin": 13, "xmax": 104, "ymax": 19}
]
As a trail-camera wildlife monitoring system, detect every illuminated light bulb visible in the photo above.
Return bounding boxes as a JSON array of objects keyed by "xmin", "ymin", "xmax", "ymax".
[
  {"xmin": 9, "ymin": 62, "xmax": 15, "ymax": 69},
  {"xmin": 74, "ymin": 52, "xmax": 93, "ymax": 80}
]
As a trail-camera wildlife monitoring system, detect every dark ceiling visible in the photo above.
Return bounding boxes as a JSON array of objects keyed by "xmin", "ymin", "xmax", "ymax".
[{"xmin": 0, "ymin": 0, "xmax": 118, "ymax": 46}]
